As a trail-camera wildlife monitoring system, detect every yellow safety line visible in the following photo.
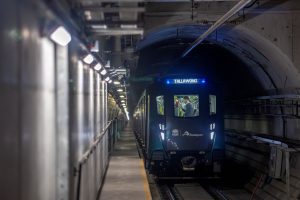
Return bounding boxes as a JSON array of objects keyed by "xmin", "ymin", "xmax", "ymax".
[{"xmin": 140, "ymin": 159, "xmax": 152, "ymax": 200}]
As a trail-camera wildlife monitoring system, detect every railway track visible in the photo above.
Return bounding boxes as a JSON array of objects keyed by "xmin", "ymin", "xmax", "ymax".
[
  {"xmin": 156, "ymin": 181, "xmax": 230, "ymax": 200},
  {"xmin": 158, "ymin": 184, "xmax": 182, "ymax": 200}
]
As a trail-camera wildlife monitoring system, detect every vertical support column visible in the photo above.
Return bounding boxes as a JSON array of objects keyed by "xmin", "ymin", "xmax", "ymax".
[
  {"xmin": 95, "ymin": 73, "xmax": 101, "ymax": 136},
  {"xmin": 21, "ymin": 37, "xmax": 56, "ymax": 200},
  {"xmin": 101, "ymin": 81, "xmax": 105, "ymax": 132},
  {"xmin": 0, "ymin": 0, "xmax": 20, "ymax": 199},
  {"xmin": 55, "ymin": 45, "xmax": 69, "ymax": 200},
  {"xmin": 89, "ymin": 69, "xmax": 95, "ymax": 139},
  {"xmin": 104, "ymin": 82, "xmax": 108, "ymax": 126}
]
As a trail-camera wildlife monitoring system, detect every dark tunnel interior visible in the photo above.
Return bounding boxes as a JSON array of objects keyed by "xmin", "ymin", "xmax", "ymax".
[{"xmin": 130, "ymin": 39, "xmax": 266, "ymax": 112}]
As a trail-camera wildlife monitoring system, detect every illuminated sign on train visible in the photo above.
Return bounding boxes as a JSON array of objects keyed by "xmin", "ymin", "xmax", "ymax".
[{"xmin": 166, "ymin": 78, "xmax": 206, "ymax": 85}]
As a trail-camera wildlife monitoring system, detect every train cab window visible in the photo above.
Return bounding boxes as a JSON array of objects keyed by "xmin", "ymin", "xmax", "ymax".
[
  {"xmin": 156, "ymin": 96, "xmax": 164, "ymax": 115},
  {"xmin": 174, "ymin": 95, "xmax": 199, "ymax": 117},
  {"xmin": 209, "ymin": 95, "xmax": 217, "ymax": 115}
]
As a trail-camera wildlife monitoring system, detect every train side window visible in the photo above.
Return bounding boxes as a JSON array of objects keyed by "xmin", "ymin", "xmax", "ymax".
[
  {"xmin": 209, "ymin": 95, "xmax": 216, "ymax": 115},
  {"xmin": 156, "ymin": 96, "xmax": 164, "ymax": 115}
]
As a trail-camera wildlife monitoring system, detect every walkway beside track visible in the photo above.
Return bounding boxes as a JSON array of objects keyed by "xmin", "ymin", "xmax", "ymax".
[{"xmin": 99, "ymin": 124, "xmax": 151, "ymax": 200}]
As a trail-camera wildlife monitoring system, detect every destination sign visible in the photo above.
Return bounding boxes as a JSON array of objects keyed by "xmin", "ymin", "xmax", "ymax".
[{"xmin": 166, "ymin": 78, "xmax": 206, "ymax": 85}]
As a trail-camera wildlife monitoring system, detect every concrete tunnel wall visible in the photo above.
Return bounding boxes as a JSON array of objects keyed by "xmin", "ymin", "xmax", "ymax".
[{"xmin": 137, "ymin": 23, "xmax": 300, "ymax": 140}]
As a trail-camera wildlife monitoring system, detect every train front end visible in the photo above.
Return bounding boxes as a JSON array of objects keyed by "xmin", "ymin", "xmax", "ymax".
[{"xmin": 148, "ymin": 77, "xmax": 224, "ymax": 177}]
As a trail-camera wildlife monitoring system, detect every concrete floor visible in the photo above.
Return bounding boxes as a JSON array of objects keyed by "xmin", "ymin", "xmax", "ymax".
[{"xmin": 99, "ymin": 125, "xmax": 151, "ymax": 200}]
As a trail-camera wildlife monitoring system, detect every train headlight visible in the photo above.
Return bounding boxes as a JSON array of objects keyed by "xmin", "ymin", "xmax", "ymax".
[
  {"xmin": 160, "ymin": 132, "xmax": 165, "ymax": 141},
  {"xmin": 210, "ymin": 131, "xmax": 215, "ymax": 140},
  {"xmin": 210, "ymin": 123, "xmax": 216, "ymax": 130},
  {"xmin": 159, "ymin": 124, "xmax": 165, "ymax": 131}
]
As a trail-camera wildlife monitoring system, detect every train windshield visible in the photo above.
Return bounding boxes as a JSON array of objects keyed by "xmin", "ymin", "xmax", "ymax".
[
  {"xmin": 174, "ymin": 95, "xmax": 199, "ymax": 117},
  {"xmin": 156, "ymin": 95, "xmax": 164, "ymax": 115}
]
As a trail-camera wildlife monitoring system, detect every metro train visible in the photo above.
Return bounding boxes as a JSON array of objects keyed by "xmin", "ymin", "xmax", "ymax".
[{"xmin": 133, "ymin": 75, "xmax": 224, "ymax": 177}]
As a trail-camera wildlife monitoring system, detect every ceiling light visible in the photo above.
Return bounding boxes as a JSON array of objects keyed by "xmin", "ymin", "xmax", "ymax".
[
  {"xmin": 120, "ymin": 95, "xmax": 125, "ymax": 98},
  {"xmin": 50, "ymin": 26, "xmax": 71, "ymax": 46},
  {"xmin": 93, "ymin": 63, "xmax": 102, "ymax": 71},
  {"xmin": 113, "ymin": 81, "xmax": 120, "ymax": 85},
  {"xmin": 104, "ymin": 77, "xmax": 110, "ymax": 82},
  {"xmin": 105, "ymin": 60, "xmax": 111, "ymax": 68},
  {"xmin": 121, "ymin": 100, "xmax": 125, "ymax": 103},
  {"xmin": 121, "ymin": 24, "xmax": 137, "ymax": 29},
  {"xmin": 91, "ymin": 24, "xmax": 107, "ymax": 29},
  {"xmin": 91, "ymin": 40, "xmax": 99, "ymax": 52},
  {"xmin": 100, "ymin": 69, "xmax": 107, "ymax": 75},
  {"xmin": 117, "ymin": 89, "xmax": 123, "ymax": 92},
  {"xmin": 83, "ymin": 54, "xmax": 94, "ymax": 64},
  {"xmin": 84, "ymin": 11, "xmax": 92, "ymax": 20},
  {"xmin": 108, "ymin": 80, "xmax": 112, "ymax": 83}
]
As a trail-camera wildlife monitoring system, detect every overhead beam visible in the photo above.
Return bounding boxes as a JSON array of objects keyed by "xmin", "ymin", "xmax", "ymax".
[
  {"xmin": 86, "ymin": 20, "xmax": 142, "ymax": 26},
  {"xmin": 82, "ymin": 6, "xmax": 145, "ymax": 12},
  {"xmin": 181, "ymin": 0, "xmax": 252, "ymax": 57},
  {"xmin": 89, "ymin": 28, "xmax": 144, "ymax": 36}
]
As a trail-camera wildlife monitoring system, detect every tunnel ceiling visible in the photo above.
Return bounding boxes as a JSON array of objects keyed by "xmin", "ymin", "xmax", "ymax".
[
  {"xmin": 129, "ymin": 37, "xmax": 266, "ymax": 106},
  {"xmin": 65, "ymin": 0, "xmax": 300, "ymax": 111}
]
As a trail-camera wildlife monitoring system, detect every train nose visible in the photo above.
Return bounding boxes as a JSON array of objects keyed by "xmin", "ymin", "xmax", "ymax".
[{"xmin": 181, "ymin": 156, "xmax": 197, "ymax": 171}]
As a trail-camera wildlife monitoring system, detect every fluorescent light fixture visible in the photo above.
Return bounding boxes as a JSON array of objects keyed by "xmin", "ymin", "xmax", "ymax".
[
  {"xmin": 104, "ymin": 77, "xmax": 110, "ymax": 82},
  {"xmin": 117, "ymin": 89, "xmax": 123, "ymax": 92},
  {"xmin": 105, "ymin": 60, "xmax": 111, "ymax": 68},
  {"xmin": 93, "ymin": 63, "xmax": 102, "ymax": 71},
  {"xmin": 108, "ymin": 80, "xmax": 112, "ymax": 83},
  {"xmin": 91, "ymin": 40, "xmax": 99, "ymax": 52},
  {"xmin": 114, "ymin": 81, "xmax": 120, "ymax": 85},
  {"xmin": 100, "ymin": 69, "xmax": 107, "ymax": 75},
  {"xmin": 50, "ymin": 26, "xmax": 71, "ymax": 46},
  {"xmin": 121, "ymin": 100, "xmax": 125, "ymax": 103},
  {"xmin": 121, "ymin": 24, "xmax": 137, "ymax": 29},
  {"xmin": 120, "ymin": 95, "xmax": 125, "ymax": 98},
  {"xmin": 84, "ymin": 11, "xmax": 92, "ymax": 20},
  {"xmin": 91, "ymin": 24, "xmax": 107, "ymax": 29},
  {"xmin": 83, "ymin": 54, "xmax": 94, "ymax": 64}
]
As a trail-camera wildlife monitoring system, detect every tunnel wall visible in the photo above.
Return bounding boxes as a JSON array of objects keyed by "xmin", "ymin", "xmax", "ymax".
[
  {"xmin": 217, "ymin": 25, "xmax": 300, "ymax": 140},
  {"xmin": 137, "ymin": 1, "xmax": 300, "ymax": 141},
  {"xmin": 0, "ymin": 0, "xmax": 113, "ymax": 200}
]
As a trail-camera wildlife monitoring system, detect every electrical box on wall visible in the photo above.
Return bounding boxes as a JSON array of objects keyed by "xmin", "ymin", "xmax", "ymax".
[{"xmin": 269, "ymin": 145, "xmax": 284, "ymax": 179}]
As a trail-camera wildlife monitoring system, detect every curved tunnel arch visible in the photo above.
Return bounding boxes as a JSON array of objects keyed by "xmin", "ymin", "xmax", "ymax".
[{"xmin": 137, "ymin": 24, "xmax": 300, "ymax": 95}]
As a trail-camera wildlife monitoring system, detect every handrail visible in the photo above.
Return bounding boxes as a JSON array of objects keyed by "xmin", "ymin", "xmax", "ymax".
[
  {"xmin": 76, "ymin": 119, "xmax": 114, "ymax": 200},
  {"xmin": 78, "ymin": 120, "xmax": 113, "ymax": 164}
]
